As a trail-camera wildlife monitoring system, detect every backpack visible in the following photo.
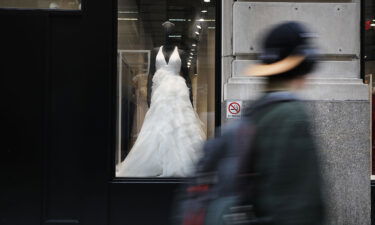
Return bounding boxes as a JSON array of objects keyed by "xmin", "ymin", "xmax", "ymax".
[
  {"xmin": 173, "ymin": 118, "xmax": 257, "ymax": 225},
  {"xmin": 173, "ymin": 92, "xmax": 298, "ymax": 225}
]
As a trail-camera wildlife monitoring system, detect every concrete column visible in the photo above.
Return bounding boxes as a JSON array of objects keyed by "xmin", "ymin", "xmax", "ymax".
[
  {"xmin": 222, "ymin": 0, "xmax": 235, "ymax": 101},
  {"xmin": 222, "ymin": 1, "xmax": 370, "ymax": 225}
]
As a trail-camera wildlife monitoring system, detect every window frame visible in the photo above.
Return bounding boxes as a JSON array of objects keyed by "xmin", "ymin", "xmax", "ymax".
[{"xmin": 111, "ymin": 0, "xmax": 222, "ymax": 183}]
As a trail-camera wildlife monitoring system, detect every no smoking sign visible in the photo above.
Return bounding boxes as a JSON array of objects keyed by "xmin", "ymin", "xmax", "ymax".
[{"xmin": 227, "ymin": 100, "xmax": 242, "ymax": 118}]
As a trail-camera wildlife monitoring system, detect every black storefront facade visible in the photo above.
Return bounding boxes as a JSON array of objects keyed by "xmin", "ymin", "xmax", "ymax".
[
  {"xmin": 2, "ymin": 0, "xmax": 375, "ymax": 225},
  {"xmin": 1, "ymin": 1, "xmax": 221, "ymax": 225}
]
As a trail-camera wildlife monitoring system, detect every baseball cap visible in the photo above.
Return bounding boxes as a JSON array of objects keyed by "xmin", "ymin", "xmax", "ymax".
[{"xmin": 248, "ymin": 21, "xmax": 317, "ymax": 77}]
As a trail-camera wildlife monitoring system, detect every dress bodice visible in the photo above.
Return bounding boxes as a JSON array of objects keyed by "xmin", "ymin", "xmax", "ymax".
[{"xmin": 155, "ymin": 46, "xmax": 181, "ymax": 74}]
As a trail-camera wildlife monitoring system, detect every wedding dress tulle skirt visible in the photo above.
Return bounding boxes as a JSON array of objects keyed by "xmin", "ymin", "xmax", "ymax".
[{"xmin": 116, "ymin": 69, "xmax": 206, "ymax": 177}]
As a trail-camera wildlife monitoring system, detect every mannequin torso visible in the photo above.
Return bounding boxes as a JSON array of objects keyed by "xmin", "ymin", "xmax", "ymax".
[
  {"xmin": 147, "ymin": 21, "xmax": 192, "ymax": 107},
  {"xmin": 147, "ymin": 46, "xmax": 192, "ymax": 107}
]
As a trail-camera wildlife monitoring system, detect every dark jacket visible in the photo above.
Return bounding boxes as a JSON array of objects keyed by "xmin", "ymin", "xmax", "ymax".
[{"xmin": 247, "ymin": 91, "xmax": 325, "ymax": 225}]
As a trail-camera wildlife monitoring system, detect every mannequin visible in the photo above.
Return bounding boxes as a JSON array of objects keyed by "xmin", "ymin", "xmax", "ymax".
[{"xmin": 147, "ymin": 21, "xmax": 193, "ymax": 107}]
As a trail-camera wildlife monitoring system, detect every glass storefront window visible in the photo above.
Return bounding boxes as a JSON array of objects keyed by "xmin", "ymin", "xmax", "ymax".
[
  {"xmin": 116, "ymin": 0, "xmax": 217, "ymax": 178},
  {"xmin": 0, "ymin": 0, "xmax": 81, "ymax": 10}
]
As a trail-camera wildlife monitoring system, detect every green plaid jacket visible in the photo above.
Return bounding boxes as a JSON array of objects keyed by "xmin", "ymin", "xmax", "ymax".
[{"xmin": 248, "ymin": 93, "xmax": 325, "ymax": 225}]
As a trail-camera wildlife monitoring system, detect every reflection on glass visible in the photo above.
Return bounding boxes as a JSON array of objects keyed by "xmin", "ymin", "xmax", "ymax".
[
  {"xmin": 116, "ymin": 0, "xmax": 216, "ymax": 178},
  {"xmin": 0, "ymin": 0, "xmax": 81, "ymax": 10}
]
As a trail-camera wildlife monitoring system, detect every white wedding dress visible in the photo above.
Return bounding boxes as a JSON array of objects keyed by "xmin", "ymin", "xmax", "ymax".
[{"xmin": 116, "ymin": 46, "xmax": 205, "ymax": 177}]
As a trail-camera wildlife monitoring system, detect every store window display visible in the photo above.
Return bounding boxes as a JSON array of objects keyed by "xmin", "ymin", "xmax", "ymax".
[
  {"xmin": 116, "ymin": 21, "xmax": 205, "ymax": 177},
  {"xmin": 116, "ymin": 0, "xmax": 217, "ymax": 178}
]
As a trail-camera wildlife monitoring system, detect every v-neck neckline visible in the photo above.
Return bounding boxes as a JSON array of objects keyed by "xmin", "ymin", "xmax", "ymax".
[{"xmin": 160, "ymin": 46, "xmax": 177, "ymax": 65}]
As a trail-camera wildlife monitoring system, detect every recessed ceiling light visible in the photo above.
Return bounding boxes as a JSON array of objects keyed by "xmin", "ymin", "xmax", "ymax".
[
  {"xmin": 169, "ymin": 18, "xmax": 187, "ymax": 22},
  {"xmin": 192, "ymin": 43, "xmax": 196, "ymax": 47},
  {"xmin": 118, "ymin": 18, "xmax": 138, "ymax": 21},
  {"xmin": 201, "ymin": 10, "xmax": 208, "ymax": 13},
  {"xmin": 195, "ymin": 31, "xmax": 200, "ymax": 35},
  {"xmin": 204, "ymin": 0, "xmax": 210, "ymax": 2},
  {"xmin": 196, "ymin": 19, "xmax": 215, "ymax": 22},
  {"xmin": 118, "ymin": 11, "xmax": 138, "ymax": 14},
  {"xmin": 196, "ymin": 25, "xmax": 202, "ymax": 29}
]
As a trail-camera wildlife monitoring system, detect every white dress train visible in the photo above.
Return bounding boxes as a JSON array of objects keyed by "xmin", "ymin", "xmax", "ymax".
[{"xmin": 116, "ymin": 46, "xmax": 205, "ymax": 177}]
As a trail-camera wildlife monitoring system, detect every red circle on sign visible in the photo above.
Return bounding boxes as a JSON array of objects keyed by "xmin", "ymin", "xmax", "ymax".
[{"xmin": 228, "ymin": 102, "xmax": 241, "ymax": 115}]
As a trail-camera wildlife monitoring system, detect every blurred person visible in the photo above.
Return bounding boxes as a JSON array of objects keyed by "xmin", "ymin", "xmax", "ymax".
[
  {"xmin": 173, "ymin": 21, "xmax": 324, "ymax": 225},
  {"xmin": 241, "ymin": 21, "xmax": 325, "ymax": 225}
]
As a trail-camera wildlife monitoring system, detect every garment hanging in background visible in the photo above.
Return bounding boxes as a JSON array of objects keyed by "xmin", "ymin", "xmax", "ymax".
[
  {"xmin": 131, "ymin": 73, "xmax": 149, "ymax": 145},
  {"xmin": 116, "ymin": 46, "xmax": 205, "ymax": 177}
]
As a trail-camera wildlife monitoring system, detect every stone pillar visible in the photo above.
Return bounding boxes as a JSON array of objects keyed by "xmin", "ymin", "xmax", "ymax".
[{"xmin": 222, "ymin": 1, "xmax": 370, "ymax": 225}]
